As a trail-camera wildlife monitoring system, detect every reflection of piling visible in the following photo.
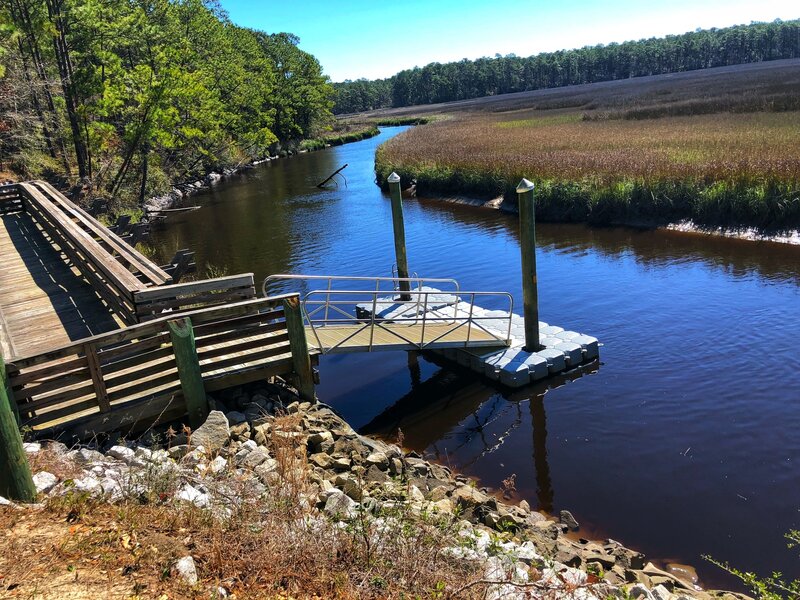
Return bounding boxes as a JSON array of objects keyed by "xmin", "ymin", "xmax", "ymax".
[
  {"xmin": 387, "ymin": 172, "xmax": 411, "ymax": 301},
  {"xmin": 408, "ymin": 351, "xmax": 422, "ymax": 388},
  {"xmin": 530, "ymin": 397, "xmax": 554, "ymax": 513},
  {"xmin": 517, "ymin": 178, "xmax": 540, "ymax": 351}
]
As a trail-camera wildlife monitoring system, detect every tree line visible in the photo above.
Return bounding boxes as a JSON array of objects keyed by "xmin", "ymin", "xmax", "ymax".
[
  {"xmin": 333, "ymin": 19, "xmax": 800, "ymax": 114},
  {"xmin": 0, "ymin": 0, "xmax": 333, "ymax": 204}
]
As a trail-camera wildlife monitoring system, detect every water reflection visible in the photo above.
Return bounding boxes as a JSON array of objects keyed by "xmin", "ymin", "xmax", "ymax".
[
  {"xmin": 360, "ymin": 352, "xmax": 599, "ymax": 515},
  {"xmin": 413, "ymin": 198, "xmax": 800, "ymax": 288}
]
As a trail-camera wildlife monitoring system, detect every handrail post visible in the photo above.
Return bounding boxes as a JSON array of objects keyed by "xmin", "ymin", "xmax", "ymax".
[
  {"xmin": 0, "ymin": 354, "xmax": 36, "ymax": 503},
  {"xmin": 466, "ymin": 293, "xmax": 475, "ymax": 346},
  {"xmin": 419, "ymin": 292, "xmax": 429, "ymax": 348},
  {"xmin": 167, "ymin": 317, "xmax": 209, "ymax": 429},
  {"xmin": 283, "ymin": 296, "xmax": 315, "ymax": 402},
  {"xmin": 387, "ymin": 173, "xmax": 411, "ymax": 301},
  {"xmin": 517, "ymin": 178, "xmax": 541, "ymax": 352},
  {"xmin": 324, "ymin": 277, "xmax": 332, "ymax": 323}
]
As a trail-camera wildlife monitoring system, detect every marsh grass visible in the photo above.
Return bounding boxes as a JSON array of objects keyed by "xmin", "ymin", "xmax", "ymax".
[{"xmin": 377, "ymin": 109, "xmax": 800, "ymax": 230}]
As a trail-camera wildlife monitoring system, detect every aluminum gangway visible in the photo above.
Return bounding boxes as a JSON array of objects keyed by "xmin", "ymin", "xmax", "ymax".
[{"xmin": 263, "ymin": 274, "xmax": 513, "ymax": 355}]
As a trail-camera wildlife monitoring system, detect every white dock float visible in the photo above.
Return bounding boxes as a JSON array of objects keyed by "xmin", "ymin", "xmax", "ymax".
[{"xmin": 358, "ymin": 288, "xmax": 600, "ymax": 388}]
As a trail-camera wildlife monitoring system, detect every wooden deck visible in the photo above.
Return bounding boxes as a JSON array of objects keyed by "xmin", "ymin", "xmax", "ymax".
[
  {"xmin": 305, "ymin": 322, "xmax": 504, "ymax": 354},
  {"xmin": 0, "ymin": 211, "xmax": 120, "ymax": 358}
]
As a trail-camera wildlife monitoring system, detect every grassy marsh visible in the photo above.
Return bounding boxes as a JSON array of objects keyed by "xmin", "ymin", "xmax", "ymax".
[{"xmin": 373, "ymin": 62, "xmax": 800, "ymax": 230}]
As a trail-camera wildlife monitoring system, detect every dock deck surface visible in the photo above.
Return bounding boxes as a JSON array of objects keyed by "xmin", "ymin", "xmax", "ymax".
[
  {"xmin": 0, "ymin": 211, "xmax": 120, "ymax": 358},
  {"xmin": 305, "ymin": 322, "xmax": 504, "ymax": 353}
]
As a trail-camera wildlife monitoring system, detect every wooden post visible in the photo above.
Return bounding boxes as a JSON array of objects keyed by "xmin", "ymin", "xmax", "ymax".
[
  {"xmin": 282, "ymin": 296, "xmax": 315, "ymax": 402},
  {"xmin": 0, "ymin": 355, "xmax": 36, "ymax": 503},
  {"xmin": 168, "ymin": 317, "xmax": 209, "ymax": 429},
  {"xmin": 387, "ymin": 172, "xmax": 411, "ymax": 301},
  {"xmin": 517, "ymin": 178, "xmax": 540, "ymax": 352}
]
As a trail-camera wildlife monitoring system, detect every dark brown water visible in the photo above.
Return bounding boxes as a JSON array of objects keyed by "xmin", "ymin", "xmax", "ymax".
[{"xmin": 150, "ymin": 127, "xmax": 800, "ymax": 590}]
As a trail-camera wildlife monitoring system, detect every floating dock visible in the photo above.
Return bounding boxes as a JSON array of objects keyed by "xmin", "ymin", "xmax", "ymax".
[{"xmin": 357, "ymin": 287, "xmax": 599, "ymax": 388}]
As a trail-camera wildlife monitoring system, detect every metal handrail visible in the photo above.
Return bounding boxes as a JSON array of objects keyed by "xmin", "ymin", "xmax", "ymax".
[
  {"xmin": 263, "ymin": 273, "xmax": 462, "ymax": 325},
  {"xmin": 300, "ymin": 288, "xmax": 514, "ymax": 354},
  {"xmin": 263, "ymin": 273, "xmax": 461, "ymax": 297}
]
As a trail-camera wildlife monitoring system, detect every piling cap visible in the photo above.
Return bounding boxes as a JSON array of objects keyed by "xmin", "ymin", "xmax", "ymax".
[
  {"xmin": 516, "ymin": 178, "xmax": 535, "ymax": 193},
  {"xmin": 387, "ymin": 172, "xmax": 401, "ymax": 184}
]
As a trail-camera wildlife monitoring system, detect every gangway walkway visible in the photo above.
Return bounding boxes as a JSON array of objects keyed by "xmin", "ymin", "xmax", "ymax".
[
  {"xmin": 263, "ymin": 273, "xmax": 600, "ymax": 389},
  {"xmin": 263, "ymin": 274, "xmax": 514, "ymax": 354}
]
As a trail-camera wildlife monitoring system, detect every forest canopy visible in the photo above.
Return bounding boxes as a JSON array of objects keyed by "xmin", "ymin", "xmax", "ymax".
[
  {"xmin": 0, "ymin": 0, "xmax": 334, "ymax": 203},
  {"xmin": 333, "ymin": 19, "xmax": 800, "ymax": 114}
]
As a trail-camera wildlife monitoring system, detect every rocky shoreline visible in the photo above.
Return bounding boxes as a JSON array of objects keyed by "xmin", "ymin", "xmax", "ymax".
[
  {"xmin": 143, "ymin": 154, "xmax": 288, "ymax": 214},
  {"xmin": 5, "ymin": 380, "xmax": 750, "ymax": 600}
]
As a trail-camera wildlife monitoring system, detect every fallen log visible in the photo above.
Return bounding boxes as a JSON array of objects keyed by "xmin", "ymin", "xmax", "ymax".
[
  {"xmin": 316, "ymin": 163, "xmax": 348, "ymax": 188},
  {"xmin": 146, "ymin": 206, "xmax": 200, "ymax": 215}
]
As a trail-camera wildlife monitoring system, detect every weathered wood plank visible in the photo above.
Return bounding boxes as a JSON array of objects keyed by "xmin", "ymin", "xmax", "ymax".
[
  {"xmin": 17, "ymin": 382, "xmax": 96, "ymax": 413},
  {"xmin": 8, "ymin": 356, "xmax": 88, "ymax": 387},
  {"xmin": 194, "ymin": 320, "xmax": 286, "ymax": 347},
  {"xmin": 101, "ymin": 345, "xmax": 174, "ymax": 375},
  {"xmin": 55, "ymin": 390, "xmax": 188, "ymax": 441},
  {"xmin": 199, "ymin": 343, "xmax": 292, "ymax": 374},
  {"xmin": 197, "ymin": 332, "xmax": 290, "ymax": 362},
  {"xmin": 133, "ymin": 274, "xmax": 256, "ymax": 302},
  {"xmin": 84, "ymin": 344, "xmax": 111, "ymax": 413},
  {"xmin": 20, "ymin": 184, "xmax": 146, "ymax": 292},
  {"xmin": 31, "ymin": 181, "xmax": 171, "ymax": 286},
  {"xmin": 0, "ymin": 212, "xmax": 122, "ymax": 357},
  {"xmin": 204, "ymin": 357, "xmax": 293, "ymax": 392},
  {"xmin": 12, "ymin": 368, "xmax": 92, "ymax": 400}
]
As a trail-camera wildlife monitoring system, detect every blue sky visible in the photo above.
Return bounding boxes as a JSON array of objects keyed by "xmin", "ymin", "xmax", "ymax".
[{"xmin": 220, "ymin": 0, "xmax": 799, "ymax": 82}]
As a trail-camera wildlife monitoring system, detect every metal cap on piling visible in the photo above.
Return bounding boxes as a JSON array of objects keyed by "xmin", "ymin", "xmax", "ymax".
[
  {"xmin": 516, "ymin": 178, "xmax": 535, "ymax": 193},
  {"xmin": 517, "ymin": 178, "xmax": 540, "ymax": 352}
]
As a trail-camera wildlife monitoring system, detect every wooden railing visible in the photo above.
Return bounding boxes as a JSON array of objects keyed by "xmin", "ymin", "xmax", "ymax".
[
  {"xmin": 2, "ymin": 181, "xmax": 258, "ymax": 324},
  {"xmin": 4, "ymin": 294, "xmax": 314, "ymax": 440},
  {"xmin": 133, "ymin": 274, "xmax": 257, "ymax": 322},
  {"xmin": 0, "ymin": 183, "xmax": 23, "ymax": 214}
]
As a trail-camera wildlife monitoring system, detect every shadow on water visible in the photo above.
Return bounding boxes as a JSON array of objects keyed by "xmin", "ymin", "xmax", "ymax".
[{"xmin": 359, "ymin": 352, "xmax": 599, "ymax": 515}]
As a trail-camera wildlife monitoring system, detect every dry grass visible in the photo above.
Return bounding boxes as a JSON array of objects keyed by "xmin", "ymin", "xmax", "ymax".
[
  {"xmin": 0, "ymin": 419, "xmax": 495, "ymax": 599},
  {"xmin": 380, "ymin": 110, "xmax": 800, "ymax": 184}
]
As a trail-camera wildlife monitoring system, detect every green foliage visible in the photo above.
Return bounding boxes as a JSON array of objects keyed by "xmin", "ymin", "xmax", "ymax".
[
  {"xmin": 334, "ymin": 19, "xmax": 800, "ymax": 113},
  {"xmin": 705, "ymin": 530, "xmax": 800, "ymax": 600},
  {"xmin": 373, "ymin": 117, "xmax": 432, "ymax": 126},
  {"xmin": 300, "ymin": 125, "xmax": 380, "ymax": 152},
  {"xmin": 0, "ymin": 0, "xmax": 334, "ymax": 204}
]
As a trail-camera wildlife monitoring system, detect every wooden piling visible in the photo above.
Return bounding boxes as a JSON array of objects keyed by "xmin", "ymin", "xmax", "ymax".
[
  {"xmin": 517, "ymin": 178, "xmax": 540, "ymax": 352},
  {"xmin": 0, "ymin": 355, "xmax": 36, "ymax": 503},
  {"xmin": 283, "ymin": 296, "xmax": 316, "ymax": 402},
  {"xmin": 168, "ymin": 317, "xmax": 209, "ymax": 429},
  {"xmin": 387, "ymin": 172, "xmax": 411, "ymax": 300}
]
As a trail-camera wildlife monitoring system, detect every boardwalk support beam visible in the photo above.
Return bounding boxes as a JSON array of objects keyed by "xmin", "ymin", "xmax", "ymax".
[
  {"xmin": 168, "ymin": 317, "xmax": 209, "ymax": 429},
  {"xmin": 283, "ymin": 296, "xmax": 316, "ymax": 402},
  {"xmin": 387, "ymin": 172, "xmax": 411, "ymax": 301},
  {"xmin": 0, "ymin": 355, "xmax": 36, "ymax": 502},
  {"xmin": 517, "ymin": 178, "xmax": 541, "ymax": 352}
]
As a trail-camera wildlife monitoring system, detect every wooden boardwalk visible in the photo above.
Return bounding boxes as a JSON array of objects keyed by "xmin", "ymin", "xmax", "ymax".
[
  {"xmin": 0, "ymin": 181, "xmax": 305, "ymax": 439},
  {"xmin": 0, "ymin": 211, "xmax": 120, "ymax": 358},
  {"xmin": 0, "ymin": 180, "xmax": 519, "ymax": 439}
]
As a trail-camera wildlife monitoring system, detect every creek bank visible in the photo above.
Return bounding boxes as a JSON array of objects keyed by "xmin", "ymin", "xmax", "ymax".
[
  {"xmin": 143, "ymin": 127, "xmax": 382, "ymax": 216},
  {"xmin": 399, "ymin": 184, "xmax": 800, "ymax": 246},
  {"xmin": 8, "ymin": 380, "xmax": 750, "ymax": 600},
  {"xmin": 144, "ymin": 155, "xmax": 284, "ymax": 214}
]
